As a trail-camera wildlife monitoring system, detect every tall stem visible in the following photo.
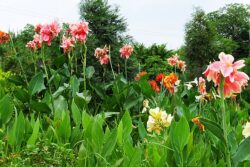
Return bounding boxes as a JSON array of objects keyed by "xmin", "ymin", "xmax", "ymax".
[
  {"xmin": 41, "ymin": 47, "xmax": 55, "ymax": 114},
  {"xmin": 108, "ymin": 45, "xmax": 116, "ymax": 80},
  {"xmin": 219, "ymin": 76, "xmax": 231, "ymax": 167},
  {"xmin": 82, "ymin": 43, "xmax": 87, "ymax": 92},
  {"xmin": 125, "ymin": 58, "xmax": 128, "ymax": 80},
  {"xmin": 67, "ymin": 53, "xmax": 73, "ymax": 75}
]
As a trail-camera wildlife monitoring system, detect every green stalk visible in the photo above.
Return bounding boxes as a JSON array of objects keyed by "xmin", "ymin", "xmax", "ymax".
[
  {"xmin": 67, "ymin": 52, "xmax": 73, "ymax": 75},
  {"xmin": 108, "ymin": 45, "xmax": 116, "ymax": 80},
  {"xmin": 125, "ymin": 58, "xmax": 128, "ymax": 80},
  {"xmin": 219, "ymin": 75, "xmax": 231, "ymax": 167},
  {"xmin": 31, "ymin": 51, "xmax": 37, "ymax": 74},
  {"xmin": 82, "ymin": 43, "xmax": 87, "ymax": 92},
  {"xmin": 41, "ymin": 46, "xmax": 55, "ymax": 114}
]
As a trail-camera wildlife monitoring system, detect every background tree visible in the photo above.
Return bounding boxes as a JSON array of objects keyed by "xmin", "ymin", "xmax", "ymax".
[
  {"xmin": 207, "ymin": 3, "xmax": 250, "ymax": 58},
  {"xmin": 79, "ymin": 0, "xmax": 132, "ymax": 81},
  {"xmin": 184, "ymin": 8, "xmax": 217, "ymax": 79}
]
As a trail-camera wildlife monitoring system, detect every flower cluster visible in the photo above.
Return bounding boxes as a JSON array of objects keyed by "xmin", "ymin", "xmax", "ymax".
[
  {"xmin": 0, "ymin": 31, "xmax": 10, "ymax": 44},
  {"xmin": 119, "ymin": 44, "xmax": 133, "ymax": 59},
  {"xmin": 167, "ymin": 54, "xmax": 186, "ymax": 72},
  {"xmin": 203, "ymin": 52, "xmax": 249, "ymax": 98},
  {"xmin": 163, "ymin": 73, "xmax": 179, "ymax": 93},
  {"xmin": 94, "ymin": 46, "xmax": 110, "ymax": 65},
  {"xmin": 147, "ymin": 107, "xmax": 173, "ymax": 134},
  {"xmin": 60, "ymin": 21, "xmax": 89, "ymax": 54},
  {"xmin": 26, "ymin": 21, "xmax": 61, "ymax": 50}
]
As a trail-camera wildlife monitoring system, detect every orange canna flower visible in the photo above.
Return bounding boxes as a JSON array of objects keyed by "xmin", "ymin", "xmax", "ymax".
[
  {"xmin": 163, "ymin": 73, "xmax": 178, "ymax": 93},
  {"xmin": 192, "ymin": 117, "xmax": 205, "ymax": 131},
  {"xmin": 135, "ymin": 71, "xmax": 147, "ymax": 81}
]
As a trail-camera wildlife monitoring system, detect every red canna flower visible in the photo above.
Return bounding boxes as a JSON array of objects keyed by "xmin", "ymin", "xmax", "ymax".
[
  {"xmin": 149, "ymin": 80, "xmax": 160, "ymax": 93},
  {"xmin": 155, "ymin": 73, "xmax": 165, "ymax": 82}
]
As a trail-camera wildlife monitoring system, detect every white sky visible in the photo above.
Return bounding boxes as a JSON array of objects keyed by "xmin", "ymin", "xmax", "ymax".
[{"xmin": 0, "ymin": 0, "xmax": 249, "ymax": 49}]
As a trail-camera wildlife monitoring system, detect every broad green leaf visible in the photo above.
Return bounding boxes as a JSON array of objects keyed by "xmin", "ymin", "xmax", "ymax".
[
  {"xmin": 70, "ymin": 75, "xmax": 80, "ymax": 97},
  {"xmin": 53, "ymin": 85, "xmax": 68, "ymax": 98},
  {"xmin": 82, "ymin": 111, "xmax": 92, "ymax": 129},
  {"xmin": 58, "ymin": 111, "xmax": 71, "ymax": 143},
  {"xmin": 30, "ymin": 101, "xmax": 51, "ymax": 113},
  {"xmin": 91, "ymin": 118, "xmax": 104, "ymax": 153},
  {"xmin": 138, "ymin": 119, "xmax": 147, "ymax": 140},
  {"xmin": 199, "ymin": 118, "xmax": 226, "ymax": 145},
  {"xmin": 86, "ymin": 66, "xmax": 95, "ymax": 79},
  {"xmin": 27, "ymin": 118, "xmax": 40, "ymax": 146},
  {"xmin": 71, "ymin": 99, "xmax": 81, "ymax": 126},
  {"xmin": 28, "ymin": 72, "xmax": 46, "ymax": 96},
  {"xmin": 54, "ymin": 95, "xmax": 68, "ymax": 120},
  {"xmin": 76, "ymin": 91, "xmax": 91, "ymax": 104},
  {"xmin": 8, "ymin": 111, "xmax": 26, "ymax": 149},
  {"xmin": 90, "ymin": 83, "xmax": 105, "ymax": 100},
  {"xmin": 0, "ymin": 95, "xmax": 13, "ymax": 126},
  {"xmin": 232, "ymin": 137, "xmax": 250, "ymax": 166},
  {"xmin": 121, "ymin": 111, "xmax": 132, "ymax": 144},
  {"xmin": 14, "ymin": 89, "xmax": 30, "ymax": 103},
  {"xmin": 102, "ymin": 129, "xmax": 117, "ymax": 157},
  {"xmin": 123, "ymin": 94, "xmax": 143, "ymax": 110},
  {"xmin": 171, "ymin": 117, "xmax": 190, "ymax": 152}
]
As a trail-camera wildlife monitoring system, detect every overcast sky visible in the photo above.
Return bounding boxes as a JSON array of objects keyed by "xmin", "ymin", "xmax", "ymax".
[{"xmin": 0, "ymin": 0, "xmax": 249, "ymax": 49}]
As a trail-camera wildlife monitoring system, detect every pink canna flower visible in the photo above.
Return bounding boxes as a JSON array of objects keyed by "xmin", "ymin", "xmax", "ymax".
[
  {"xmin": 49, "ymin": 21, "xmax": 61, "ymax": 37},
  {"xmin": 26, "ymin": 34, "xmax": 42, "ymax": 51},
  {"xmin": 26, "ymin": 41, "xmax": 36, "ymax": 50},
  {"xmin": 177, "ymin": 60, "xmax": 186, "ymax": 72},
  {"xmin": 198, "ymin": 77, "xmax": 206, "ymax": 95},
  {"xmin": 167, "ymin": 54, "xmax": 179, "ymax": 66},
  {"xmin": 99, "ymin": 54, "xmax": 109, "ymax": 65},
  {"xmin": 69, "ymin": 21, "xmax": 89, "ymax": 43},
  {"xmin": 203, "ymin": 61, "xmax": 221, "ymax": 83},
  {"xmin": 60, "ymin": 37, "xmax": 75, "ymax": 54},
  {"xmin": 120, "ymin": 44, "xmax": 133, "ymax": 59},
  {"xmin": 95, "ymin": 48, "xmax": 102, "ymax": 58},
  {"xmin": 39, "ymin": 21, "xmax": 61, "ymax": 46},
  {"xmin": 203, "ymin": 52, "xmax": 249, "ymax": 98},
  {"xmin": 94, "ymin": 46, "xmax": 109, "ymax": 65}
]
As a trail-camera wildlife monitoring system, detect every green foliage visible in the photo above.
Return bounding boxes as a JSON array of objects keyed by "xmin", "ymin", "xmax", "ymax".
[
  {"xmin": 207, "ymin": 3, "xmax": 250, "ymax": 58},
  {"xmin": 184, "ymin": 8, "xmax": 217, "ymax": 79},
  {"xmin": 132, "ymin": 43, "xmax": 174, "ymax": 77}
]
